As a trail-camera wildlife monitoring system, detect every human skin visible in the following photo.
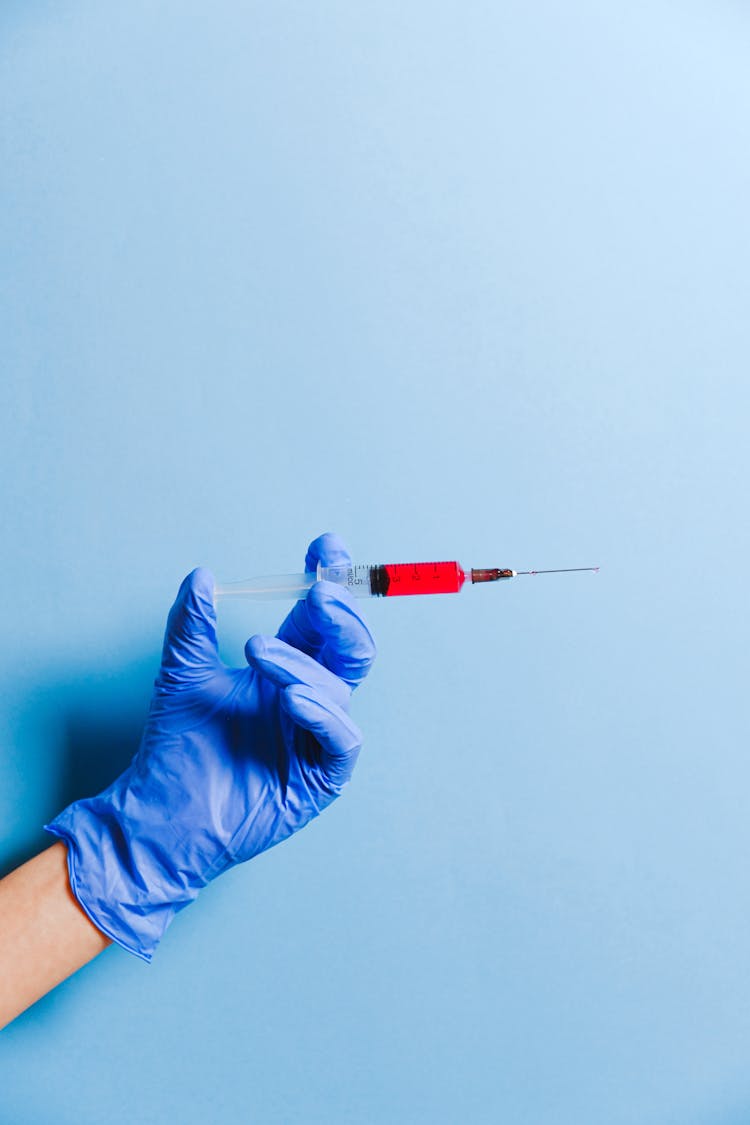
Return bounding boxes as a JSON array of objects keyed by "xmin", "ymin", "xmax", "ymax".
[{"xmin": 0, "ymin": 843, "xmax": 111, "ymax": 1030}]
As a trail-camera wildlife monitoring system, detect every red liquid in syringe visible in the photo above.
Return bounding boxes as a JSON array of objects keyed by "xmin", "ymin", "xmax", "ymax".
[{"xmin": 370, "ymin": 562, "xmax": 515, "ymax": 596}]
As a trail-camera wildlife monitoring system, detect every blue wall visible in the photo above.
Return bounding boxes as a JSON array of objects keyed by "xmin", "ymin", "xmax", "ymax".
[{"xmin": 2, "ymin": 4, "xmax": 749, "ymax": 1122}]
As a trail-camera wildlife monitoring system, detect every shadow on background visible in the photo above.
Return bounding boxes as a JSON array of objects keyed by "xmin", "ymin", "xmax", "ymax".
[{"xmin": 0, "ymin": 654, "xmax": 158, "ymax": 879}]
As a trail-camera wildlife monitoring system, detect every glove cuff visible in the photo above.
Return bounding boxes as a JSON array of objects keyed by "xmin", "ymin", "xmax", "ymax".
[{"xmin": 44, "ymin": 776, "xmax": 202, "ymax": 962}]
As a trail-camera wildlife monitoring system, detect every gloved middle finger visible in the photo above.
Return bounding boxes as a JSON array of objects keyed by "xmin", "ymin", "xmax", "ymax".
[{"xmin": 244, "ymin": 635, "xmax": 351, "ymax": 710}]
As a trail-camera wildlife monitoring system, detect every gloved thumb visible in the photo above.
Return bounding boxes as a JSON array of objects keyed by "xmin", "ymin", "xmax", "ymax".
[
  {"xmin": 281, "ymin": 684, "xmax": 363, "ymax": 790},
  {"xmin": 156, "ymin": 567, "xmax": 220, "ymax": 689}
]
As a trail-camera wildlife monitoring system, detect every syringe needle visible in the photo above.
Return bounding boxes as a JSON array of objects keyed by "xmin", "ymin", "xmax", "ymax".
[{"xmin": 515, "ymin": 567, "xmax": 600, "ymax": 576}]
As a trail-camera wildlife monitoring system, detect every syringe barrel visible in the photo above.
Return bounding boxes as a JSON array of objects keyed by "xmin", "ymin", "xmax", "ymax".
[
  {"xmin": 367, "ymin": 561, "xmax": 466, "ymax": 596},
  {"xmin": 213, "ymin": 561, "xmax": 469, "ymax": 601},
  {"xmin": 319, "ymin": 564, "xmax": 375, "ymax": 596},
  {"xmin": 308, "ymin": 563, "xmax": 466, "ymax": 597}
]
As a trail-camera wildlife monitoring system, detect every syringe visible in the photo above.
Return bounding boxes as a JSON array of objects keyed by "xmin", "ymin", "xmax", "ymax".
[{"xmin": 213, "ymin": 560, "xmax": 599, "ymax": 602}]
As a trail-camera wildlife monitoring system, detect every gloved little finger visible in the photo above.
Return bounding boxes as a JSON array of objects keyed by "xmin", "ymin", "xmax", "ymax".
[{"xmin": 281, "ymin": 683, "xmax": 363, "ymax": 789}]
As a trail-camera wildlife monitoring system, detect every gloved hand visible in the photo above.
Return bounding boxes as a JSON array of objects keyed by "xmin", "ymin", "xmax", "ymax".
[{"xmin": 45, "ymin": 533, "xmax": 376, "ymax": 962}]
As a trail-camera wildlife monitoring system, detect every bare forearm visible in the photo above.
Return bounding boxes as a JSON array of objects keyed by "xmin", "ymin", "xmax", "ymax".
[{"xmin": 0, "ymin": 843, "xmax": 111, "ymax": 1029}]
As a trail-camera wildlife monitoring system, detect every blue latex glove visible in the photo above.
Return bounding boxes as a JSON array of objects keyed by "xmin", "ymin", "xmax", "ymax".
[{"xmin": 45, "ymin": 533, "xmax": 376, "ymax": 962}]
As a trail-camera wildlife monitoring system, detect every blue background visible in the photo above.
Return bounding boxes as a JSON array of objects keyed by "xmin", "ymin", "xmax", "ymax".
[{"xmin": 1, "ymin": 3, "xmax": 748, "ymax": 1122}]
